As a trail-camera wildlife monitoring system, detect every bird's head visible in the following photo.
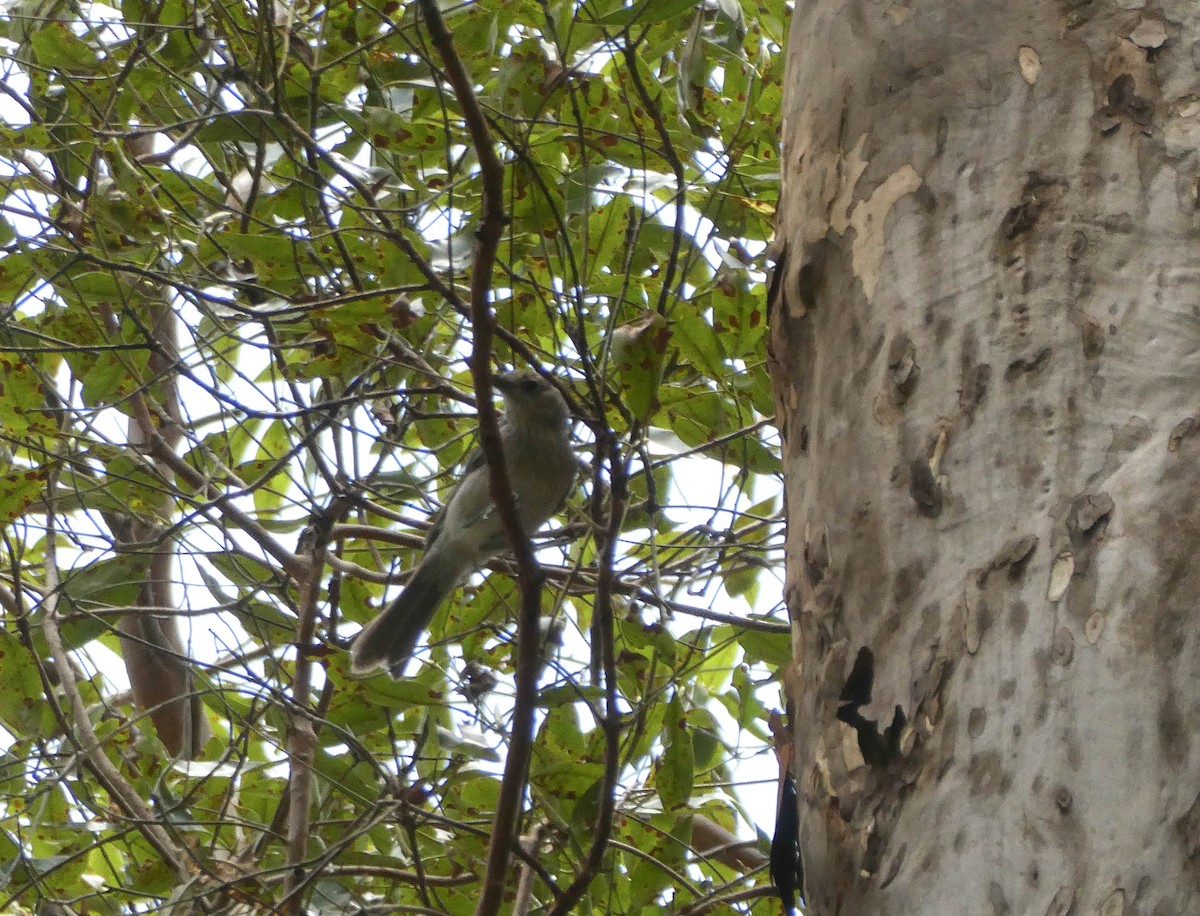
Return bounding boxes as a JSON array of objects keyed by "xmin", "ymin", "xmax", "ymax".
[{"xmin": 494, "ymin": 369, "xmax": 570, "ymax": 427}]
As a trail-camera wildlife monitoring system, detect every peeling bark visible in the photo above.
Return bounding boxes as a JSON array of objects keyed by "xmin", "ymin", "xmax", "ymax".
[{"xmin": 770, "ymin": 1, "xmax": 1200, "ymax": 912}]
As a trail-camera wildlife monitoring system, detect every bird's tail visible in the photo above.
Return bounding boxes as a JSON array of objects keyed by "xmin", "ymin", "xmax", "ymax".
[{"xmin": 350, "ymin": 550, "xmax": 462, "ymax": 677}]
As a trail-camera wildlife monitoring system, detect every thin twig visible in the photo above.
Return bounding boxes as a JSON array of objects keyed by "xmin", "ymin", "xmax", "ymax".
[
  {"xmin": 621, "ymin": 37, "xmax": 686, "ymax": 317},
  {"xmin": 511, "ymin": 824, "xmax": 548, "ymax": 916},
  {"xmin": 547, "ymin": 435, "xmax": 627, "ymax": 915},
  {"xmin": 677, "ymin": 883, "xmax": 777, "ymax": 916}
]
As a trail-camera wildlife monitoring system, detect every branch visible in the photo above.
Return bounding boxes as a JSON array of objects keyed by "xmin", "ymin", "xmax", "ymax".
[
  {"xmin": 411, "ymin": 4, "xmax": 545, "ymax": 915},
  {"xmin": 311, "ymin": 864, "xmax": 475, "ymax": 886},
  {"xmin": 677, "ymin": 884, "xmax": 777, "ymax": 916},
  {"xmin": 629, "ymin": 588, "xmax": 789, "ymax": 633},
  {"xmin": 691, "ymin": 814, "xmax": 768, "ymax": 871},
  {"xmin": 281, "ymin": 502, "xmax": 343, "ymax": 910}
]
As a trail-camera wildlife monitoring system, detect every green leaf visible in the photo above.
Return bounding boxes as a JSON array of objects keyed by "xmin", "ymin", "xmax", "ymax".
[
  {"xmin": 349, "ymin": 107, "xmax": 446, "ymax": 154},
  {"xmin": 194, "ymin": 111, "xmax": 289, "ymax": 143},
  {"xmin": 30, "ymin": 23, "xmax": 102, "ymax": 71},
  {"xmin": 323, "ymin": 652, "xmax": 450, "ymax": 737},
  {"xmin": 611, "ymin": 311, "xmax": 670, "ymax": 422},
  {"xmin": 673, "ymin": 312, "xmax": 728, "ymax": 379},
  {"xmin": 687, "ymin": 706, "xmax": 723, "ymax": 771},
  {"xmin": 535, "ymin": 684, "xmax": 604, "ymax": 707},
  {"xmin": 202, "ymin": 231, "xmax": 304, "ymax": 286},
  {"xmin": 238, "ymin": 598, "xmax": 297, "ymax": 648},
  {"xmin": 0, "ymin": 250, "xmax": 36, "ymax": 299},
  {"xmin": 204, "ymin": 552, "xmax": 284, "ymax": 592},
  {"xmin": 593, "ymin": 0, "xmax": 698, "ymax": 27},
  {"xmin": 0, "ymin": 467, "xmax": 47, "ymax": 526},
  {"xmin": 54, "ymin": 555, "xmax": 146, "ymax": 647},
  {"xmin": 657, "ymin": 692, "xmax": 693, "ymax": 810},
  {"xmin": 0, "ymin": 628, "xmax": 52, "ymax": 735},
  {"xmin": 82, "ymin": 347, "xmax": 147, "ymax": 406},
  {"xmin": 313, "ymin": 747, "xmax": 377, "ymax": 803},
  {"xmin": 0, "ymin": 357, "xmax": 53, "ymax": 440},
  {"xmin": 736, "ymin": 627, "xmax": 792, "ymax": 667}
]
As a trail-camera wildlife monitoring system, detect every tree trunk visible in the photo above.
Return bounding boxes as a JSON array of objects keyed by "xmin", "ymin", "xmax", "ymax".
[{"xmin": 768, "ymin": 2, "xmax": 1200, "ymax": 913}]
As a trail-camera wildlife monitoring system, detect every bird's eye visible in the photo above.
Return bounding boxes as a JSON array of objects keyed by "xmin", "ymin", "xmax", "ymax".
[{"xmin": 520, "ymin": 377, "xmax": 540, "ymax": 393}]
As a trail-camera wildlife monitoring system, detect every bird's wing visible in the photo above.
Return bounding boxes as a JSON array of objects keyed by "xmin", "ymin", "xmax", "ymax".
[{"xmin": 424, "ymin": 428, "xmax": 495, "ymax": 549}]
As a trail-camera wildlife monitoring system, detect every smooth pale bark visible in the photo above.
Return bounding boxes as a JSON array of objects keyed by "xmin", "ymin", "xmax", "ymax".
[{"xmin": 769, "ymin": 2, "xmax": 1200, "ymax": 913}]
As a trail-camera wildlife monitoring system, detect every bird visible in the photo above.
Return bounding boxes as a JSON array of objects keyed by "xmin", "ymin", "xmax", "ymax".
[{"xmin": 351, "ymin": 369, "xmax": 576, "ymax": 677}]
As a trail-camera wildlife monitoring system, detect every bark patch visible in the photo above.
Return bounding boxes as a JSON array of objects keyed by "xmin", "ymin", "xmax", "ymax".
[
  {"xmin": 1101, "ymin": 74, "xmax": 1153, "ymax": 129},
  {"xmin": 886, "ymin": 334, "xmax": 921, "ymax": 405},
  {"xmin": 1168, "ymin": 417, "xmax": 1196, "ymax": 452},
  {"xmin": 959, "ymin": 357, "xmax": 991, "ymax": 425},
  {"xmin": 1067, "ymin": 492, "xmax": 1114, "ymax": 542},
  {"xmin": 1176, "ymin": 791, "xmax": 1200, "ymax": 860},
  {"xmin": 967, "ymin": 750, "xmax": 1011, "ymax": 796},
  {"xmin": 1081, "ymin": 319, "xmax": 1106, "ymax": 358},
  {"xmin": 1004, "ymin": 347, "xmax": 1051, "ymax": 381},
  {"xmin": 997, "ymin": 175, "xmax": 1068, "ymax": 241},
  {"xmin": 796, "ymin": 239, "xmax": 834, "ymax": 313},
  {"xmin": 837, "ymin": 646, "xmax": 907, "ymax": 768},
  {"xmin": 909, "ymin": 458, "xmax": 943, "ymax": 518},
  {"xmin": 980, "ymin": 535, "xmax": 1039, "ymax": 584}
]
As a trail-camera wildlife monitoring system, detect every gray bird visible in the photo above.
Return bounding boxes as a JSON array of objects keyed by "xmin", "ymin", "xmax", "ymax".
[{"xmin": 351, "ymin": 370, "xmax": 576, "ymax": 677}]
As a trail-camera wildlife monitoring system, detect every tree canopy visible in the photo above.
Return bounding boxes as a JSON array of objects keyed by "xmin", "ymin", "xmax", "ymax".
[{"xmin": 0, "ymin": 0, "xmax": 790, "ymax": 911}]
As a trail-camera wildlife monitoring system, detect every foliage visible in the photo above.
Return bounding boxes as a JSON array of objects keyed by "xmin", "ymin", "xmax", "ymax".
[{"xmin": 0, "ymin": 0, "xmax": 788, "ymax": 910}]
